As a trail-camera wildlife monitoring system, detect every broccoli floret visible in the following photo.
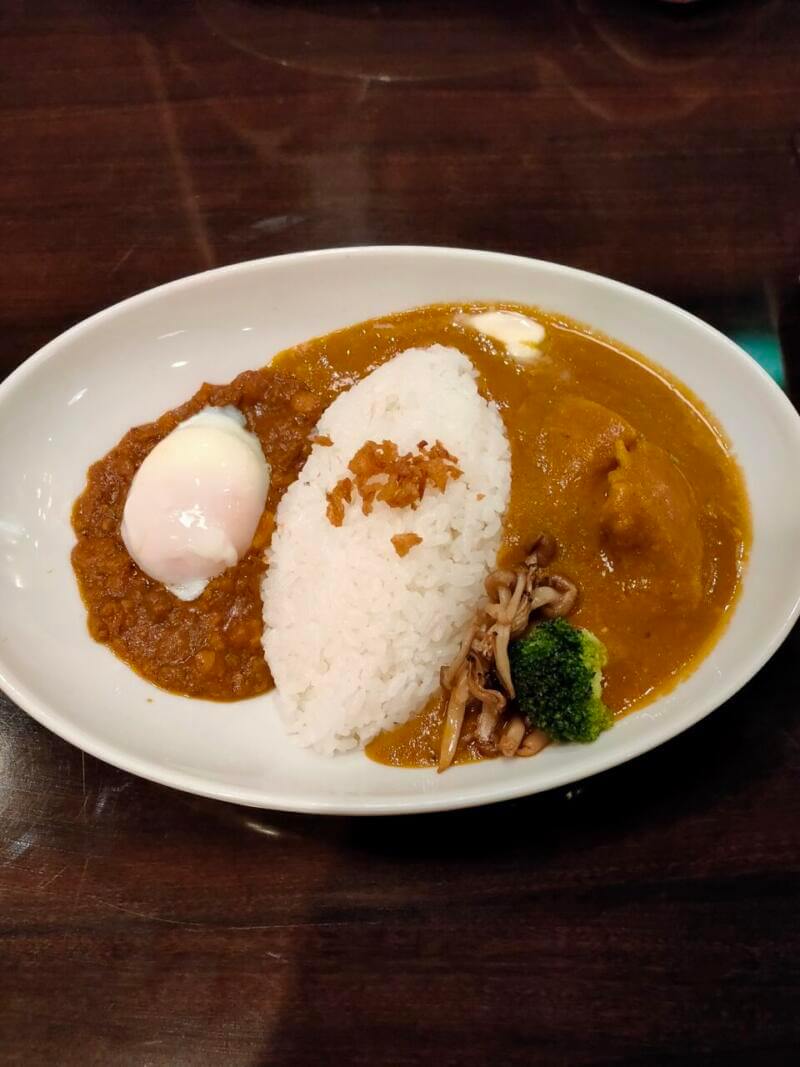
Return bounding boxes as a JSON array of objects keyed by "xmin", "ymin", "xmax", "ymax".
[{"xmin": 509, "ymin": 618, "xmax": 612, "ymax": 743}]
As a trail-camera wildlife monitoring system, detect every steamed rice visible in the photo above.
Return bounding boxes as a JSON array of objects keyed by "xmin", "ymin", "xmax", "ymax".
[{"xmin": 262, "ymin": 345, "xmax": 511, "ymax": 754}]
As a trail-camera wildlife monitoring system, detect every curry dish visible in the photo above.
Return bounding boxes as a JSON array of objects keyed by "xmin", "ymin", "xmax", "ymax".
[
  {"xmin": 72, "ymin": 302, "xmax": 749, "ymax": 765},
  {"xmin": 72, "ymin": 369, "xmax": 323, "ymax": 699}
]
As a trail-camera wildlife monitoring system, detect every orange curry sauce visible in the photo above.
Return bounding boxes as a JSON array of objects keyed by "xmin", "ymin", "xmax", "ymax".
[
  {"xmin": 270, "ymin": 304, "xmax": 750, "ymax": 767},
  {"xmin": 72, "ymin": 304, "xmax": 749, "ymax": 766}
]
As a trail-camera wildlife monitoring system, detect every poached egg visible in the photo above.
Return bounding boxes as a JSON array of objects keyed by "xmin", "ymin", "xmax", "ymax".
[{"xmin": 121, "ymin": 406, "xmax": 270, "ymax": 600}]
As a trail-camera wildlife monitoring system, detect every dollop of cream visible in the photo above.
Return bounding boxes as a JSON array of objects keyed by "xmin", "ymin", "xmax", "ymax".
[{"xmin": 460, "ymin": 310, "xmax": 545, "ymax": 362}]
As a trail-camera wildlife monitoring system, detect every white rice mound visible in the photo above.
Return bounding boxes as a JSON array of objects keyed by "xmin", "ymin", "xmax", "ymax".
[{"xmin": 262, "ymin": 345, "xmax": 511, "ymax": 755}]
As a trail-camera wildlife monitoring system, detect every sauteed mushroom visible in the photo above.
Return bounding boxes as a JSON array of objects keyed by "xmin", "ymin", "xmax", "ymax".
[{"xmin": 436, "ymin": 534, "xmax": 577, "ymax": 770}]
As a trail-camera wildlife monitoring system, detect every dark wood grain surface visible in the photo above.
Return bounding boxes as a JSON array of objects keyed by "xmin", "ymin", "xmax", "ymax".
[{"xmin": 1, "ymin": 2, "xmax": 799, "ymax": 1064}]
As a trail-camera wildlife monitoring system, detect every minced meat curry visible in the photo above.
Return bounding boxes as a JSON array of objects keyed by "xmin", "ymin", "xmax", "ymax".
[{"xmin": 71, "ymin": 367, "xmax": 323, "ymax": 699}]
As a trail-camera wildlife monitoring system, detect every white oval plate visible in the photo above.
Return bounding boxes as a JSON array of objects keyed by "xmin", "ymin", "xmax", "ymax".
[{"xmin": 1, "ymin": 247, "xmax": 799, "ymax": 814}]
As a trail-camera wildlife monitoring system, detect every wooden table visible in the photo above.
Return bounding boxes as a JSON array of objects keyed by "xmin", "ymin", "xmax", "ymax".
[{"xmin": 1, "ymin": 2, "xmax": 799, "ymax": 1063}]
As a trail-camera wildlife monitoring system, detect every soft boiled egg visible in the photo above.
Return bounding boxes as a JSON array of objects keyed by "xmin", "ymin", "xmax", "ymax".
[{"xmin": 121, "ymin": 406, "xmax": 270, "ymax": 601}]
